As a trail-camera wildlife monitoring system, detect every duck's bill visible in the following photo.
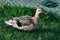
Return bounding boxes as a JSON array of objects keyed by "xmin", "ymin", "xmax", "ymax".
[
  {"xmin": 43, "ymin": 10, "xmax": 47, "ymax": 14},
  {"xmin": 41, "ymin": 8, "xmax": 47, "ymax": 14}
]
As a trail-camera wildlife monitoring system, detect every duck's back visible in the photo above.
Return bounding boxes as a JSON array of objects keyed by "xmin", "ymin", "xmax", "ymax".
[
  {"xmin": 13, "ymin": 15, "xmax": 32, "ymax": 20},
  {"xmin": 19, "ymin": 15, "xmax": 32, "ymax": 20}
]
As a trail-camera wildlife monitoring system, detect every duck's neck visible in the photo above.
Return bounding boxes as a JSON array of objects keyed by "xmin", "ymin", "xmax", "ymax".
[
  {"xmin": 34, "ymin": 12, "xmax": 40, "ymax": 18},
  {"xmin": 32, "ymin": 12, "xmax": 40, "ymax": 25}
]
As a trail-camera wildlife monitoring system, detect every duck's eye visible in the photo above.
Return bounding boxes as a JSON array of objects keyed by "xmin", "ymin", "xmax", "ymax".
[{"xmin": 38, "ymin": 10, "xmax": 41, "ymax": 11}]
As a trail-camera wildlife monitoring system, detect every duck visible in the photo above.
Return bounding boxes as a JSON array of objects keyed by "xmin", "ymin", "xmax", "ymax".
[{"xmin": 5, "ymin": 8, "xmax": 47, "ymax": 31}]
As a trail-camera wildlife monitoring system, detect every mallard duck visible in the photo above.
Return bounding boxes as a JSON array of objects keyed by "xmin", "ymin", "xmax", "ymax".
[{"xmin": 5, "ymin": 8, "xmax": 47, "ymax": 31}]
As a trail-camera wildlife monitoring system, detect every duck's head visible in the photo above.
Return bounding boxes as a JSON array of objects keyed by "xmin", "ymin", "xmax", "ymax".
[{"xmin": 35, "ymin": 8, "xmax": 47, "ymax": 16}]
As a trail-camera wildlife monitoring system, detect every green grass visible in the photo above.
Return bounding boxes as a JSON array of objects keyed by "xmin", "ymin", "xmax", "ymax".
[{"xmin": 0, "ymin": 5, "xmax": 60, "ymax": 40}]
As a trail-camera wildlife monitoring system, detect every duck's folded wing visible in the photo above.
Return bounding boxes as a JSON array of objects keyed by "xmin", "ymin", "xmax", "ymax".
[
  {"xmin": 12, "ymin": 16, "xmax": 34, "ymax": 26},
  {"xmin": 20, "ymin": 19, "xmax": 32, "ymax": 26},
  {"xmin": 21, "ymin": 18, "xmax": 34, "ymax": 26}
]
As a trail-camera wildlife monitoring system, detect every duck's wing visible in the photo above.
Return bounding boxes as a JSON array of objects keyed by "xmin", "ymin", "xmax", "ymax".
[{"xmin": 12, "ymin": 16, "xmax": 34, "ymax": 26}]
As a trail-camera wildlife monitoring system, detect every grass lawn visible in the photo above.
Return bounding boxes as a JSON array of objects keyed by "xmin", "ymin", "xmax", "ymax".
[{"xmin": 0, "ymin": 5, "xmax": 60, "ymax": 40}]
